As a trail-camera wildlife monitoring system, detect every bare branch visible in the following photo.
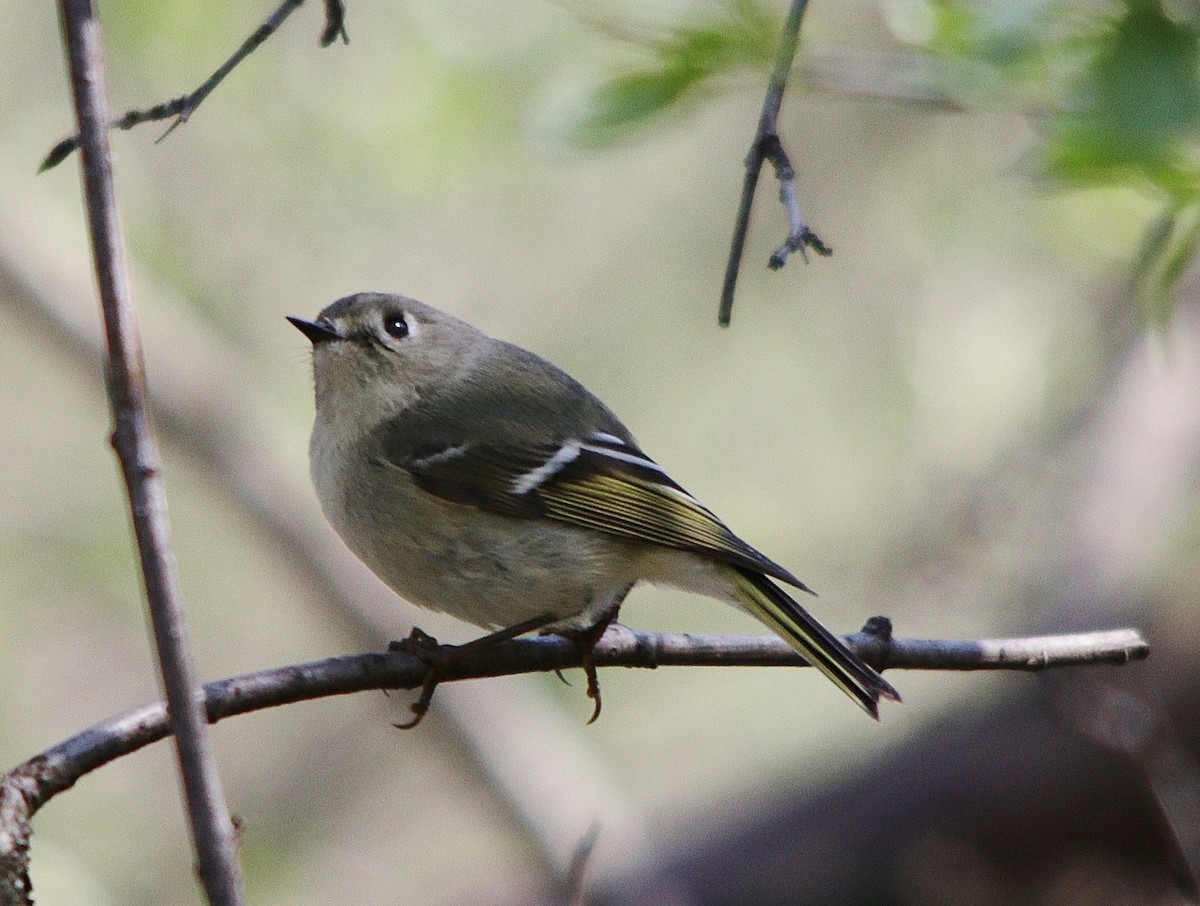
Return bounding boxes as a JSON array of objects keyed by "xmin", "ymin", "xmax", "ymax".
[
  {"xmin": 0, "ymin": 622, "xmax": 1148, "ymax": 896},
  {"xmin": 320, "ymin": 0, "xmax": 349, "ymax": 47},
  {"xmin": 848, "ymin": 623, "xmax": 1150, "ymax": 671},
  {"xmin": 40, "ymin": 0, "xmax": 348, "ymax": 172},
  {"xmin": 53, "ymin": 1, "xmax": 245, "ymax": 903},
  {"xmin": 562, "ymin": 823, "xmax": 602, "ymax": 906},
  {"xmin": 720, "ymin": 0, "xmax": 828, "ymax": 326}
]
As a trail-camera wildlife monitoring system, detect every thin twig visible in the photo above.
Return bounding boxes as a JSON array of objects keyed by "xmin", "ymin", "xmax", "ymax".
[
  {"xmin": 720, "ymin": 0, "xmax": 829, "ymax": 326},
  {"xmin": 0, "ymin": 622, "xmax": 1148, "ymax": 893},
  {"xmin": 40, "ymin": 0, "xmax": 348, "ymax": 172},
  {"xmin": 562, "ymin": 823, "xmax": 602, "ymax": 906},
  {"xmin": 53, "ymin": 1, "xmax": 245, "ymax": 904},
  {"xmin": 320, "ymin": 0, "xmax": 349, "ymax": 46}
]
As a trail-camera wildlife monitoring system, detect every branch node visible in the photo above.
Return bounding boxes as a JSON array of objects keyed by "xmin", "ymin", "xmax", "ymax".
[
  {"xmin": 861, "ymin": 616, "xmax": 894, "ymax": 641},
  {"xmin": 629, "ymin": 624, "xmax": 661, "ymax": 669},
  {"xmin": 769, "ymin": 226, "xmax": 832, "ymax": 269},
  {"xmin": 855, "ymin": 616, "xmax": 895, "ymax": 671}
]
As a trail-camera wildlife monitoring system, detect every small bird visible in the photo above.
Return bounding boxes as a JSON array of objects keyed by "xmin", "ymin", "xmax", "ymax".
[{"xmin": 290, "ymin": 292, "xmax": 899, "ymax": 722}]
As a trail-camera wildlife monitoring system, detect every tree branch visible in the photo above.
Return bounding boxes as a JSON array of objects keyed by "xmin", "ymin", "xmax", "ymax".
[
  {"xmin": 40, "ymin": 0, "xmax": 348, "ymax": 172},
  {"xmin": 0, "ymin": 622, "xmax": 1148, "ymax": 899},
  {"xmin": 0, "ymin": 235, "xmax": 664, "ymax": 897},
  {"xmin": 720, "ymin": 0, "xmax": 830, "ymax": 326},
  {"xmin": 52, "ymin": 1, "xmax": 245, "ymax": 904}
]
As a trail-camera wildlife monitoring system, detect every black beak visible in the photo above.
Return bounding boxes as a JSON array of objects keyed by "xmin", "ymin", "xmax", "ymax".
[{"xmin": 287, "ymin": 316, "xmax": 340, "ymax": 345}]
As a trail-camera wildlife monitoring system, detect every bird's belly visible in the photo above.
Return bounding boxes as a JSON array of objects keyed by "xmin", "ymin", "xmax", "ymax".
[{"xmin": 328, "ymin": 465, "xmax": 630, "ymax": 630}]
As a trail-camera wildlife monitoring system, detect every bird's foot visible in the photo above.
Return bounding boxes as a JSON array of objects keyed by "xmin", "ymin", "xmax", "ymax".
[
  {"xmin": 388, "ymin": 614, "xmax": 557, "ymax": 729},
  {"xmin": 387, "ymin": 627, "xmax": 446, "ymax": 729},
  {"xmin": 544, "ymin": 613, "xmax": 617, "ymax": 725}
]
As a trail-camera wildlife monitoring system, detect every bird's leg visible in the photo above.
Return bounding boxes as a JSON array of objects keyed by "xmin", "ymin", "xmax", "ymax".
[
  {"xmin": 388, "ymin": 613, "xmax": 557, "ymax": 729},
  {"xmin": 388, "ymin": 627, "xmax": 444, "ymax": 729},
  {"xmin": 552, "ymin": 616, "xmax": 615, "ymax": 725},
  {"xmin": 544, "ymin": 584, "xmax": 633, "ymax": 724}
]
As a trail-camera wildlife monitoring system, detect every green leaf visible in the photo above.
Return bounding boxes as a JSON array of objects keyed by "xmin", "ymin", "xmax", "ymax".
[
  {"xmin": 1041, "ymin": 2, "xmax": 1200, "ymax": 197},
  {"xmin": 924, "ymin": 0, "xmax": 1048, "ymax": 68},
  {"xmin": 566, "ymin": 0, "xmax": 777, "ymax": 148},
  {"xmin": 1131, "ymin": 202, "xmax": 1200, "ymax": 325},
  {"xmin": 571, "ymin": 69, "xmax": 699, "ymax": 147}
]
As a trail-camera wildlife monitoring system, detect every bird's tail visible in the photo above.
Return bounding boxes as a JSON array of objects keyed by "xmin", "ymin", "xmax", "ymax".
[{"xmin": 732, "ymin": 568, "xmax": 900, "ymax": 719}]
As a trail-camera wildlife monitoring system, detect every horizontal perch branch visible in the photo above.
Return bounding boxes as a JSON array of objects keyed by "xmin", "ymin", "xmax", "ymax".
[
  {"xmin": 0, "ymin": 623, "xmax": 1149, "ymax": 900},
  {"xmin": 0, "ymin": 623, "xmax": 1147, "ymax": 866}
]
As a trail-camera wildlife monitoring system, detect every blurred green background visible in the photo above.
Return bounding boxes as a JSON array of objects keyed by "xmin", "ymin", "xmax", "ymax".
[{"xmin": 2, "ymin": 0, "xmax": 1198, "ymax": 903}]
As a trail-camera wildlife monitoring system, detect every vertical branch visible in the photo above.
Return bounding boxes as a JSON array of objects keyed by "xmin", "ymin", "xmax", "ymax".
[
  {"xmin": 55, "ymin": 1, "xmax": 246, "ymax": 903},
  {"xmin": 719, "ymin": 0, "xmax": 829, "ymax": 326}
]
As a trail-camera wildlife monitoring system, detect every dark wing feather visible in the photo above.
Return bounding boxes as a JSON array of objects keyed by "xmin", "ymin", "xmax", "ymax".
[
  {"xmin": 734, "ymin": 568, "xmax": 899, "ymax": 716},
  {"xmin": 394, "ymin": 433, "xmax": 810, "ymax": 592}
]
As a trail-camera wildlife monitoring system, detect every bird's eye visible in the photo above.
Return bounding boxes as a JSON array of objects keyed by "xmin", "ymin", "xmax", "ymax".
[{"xmin": 383, "ymin": 313, "xmax": 409, "ymax": 339}]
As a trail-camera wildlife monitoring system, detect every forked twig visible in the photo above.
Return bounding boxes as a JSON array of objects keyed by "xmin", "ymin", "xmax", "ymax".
[
  {"xmin": 720, "ymin": 0, "xmax": 829, "ymax": 326},
  {"xmin": 41, "ymin": 0, "xmax": 348, "ymax": 172}
]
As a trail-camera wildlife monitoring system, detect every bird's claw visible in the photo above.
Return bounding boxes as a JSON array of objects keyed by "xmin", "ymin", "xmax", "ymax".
[{"xmin": 387, "ymin": 615, "xmax": 558, "ymax": 729}]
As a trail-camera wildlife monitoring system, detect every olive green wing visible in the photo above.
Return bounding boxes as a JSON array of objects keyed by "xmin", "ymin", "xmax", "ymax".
[{"xmin": 389, "ymin": 430, "xmax": 810, "ymax": 592}]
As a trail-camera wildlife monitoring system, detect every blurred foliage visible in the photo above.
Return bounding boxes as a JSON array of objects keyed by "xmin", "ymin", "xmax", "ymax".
[
  {"xmin": 564, "ymin": 0, "xmax": 778, "ymax": 146},
  {"xmin": 572, "ymin": 0, "xmax": 1200, "ymax": 318},
  {"xmin": 4, "ymin": 0, "xmax": 1197, "ymax": 901},
  {"xmin": 1034, "ymin": 0, "xmax": 1200, "ymax": 322}
]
